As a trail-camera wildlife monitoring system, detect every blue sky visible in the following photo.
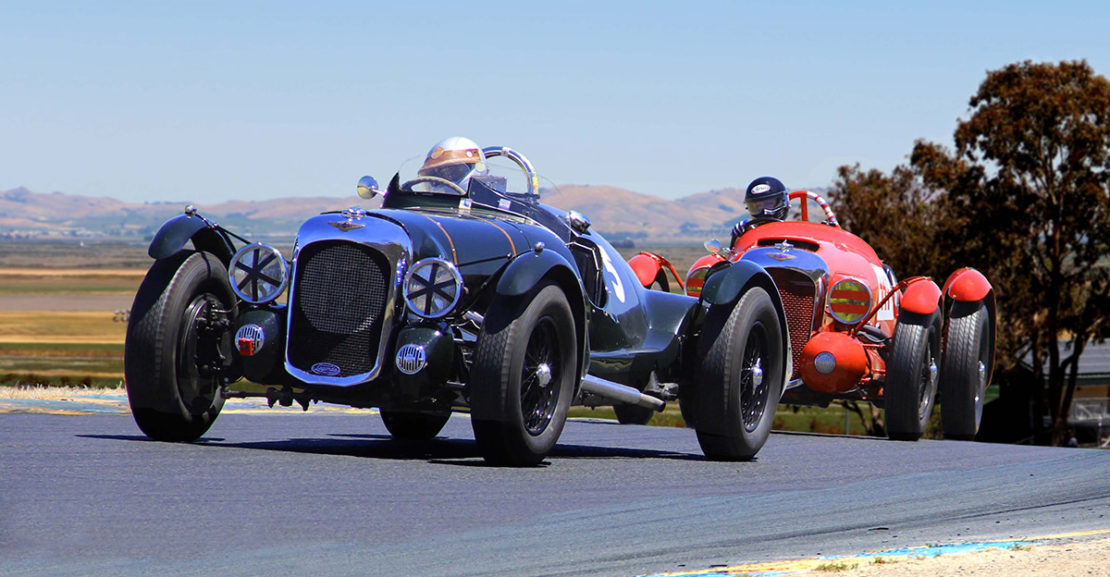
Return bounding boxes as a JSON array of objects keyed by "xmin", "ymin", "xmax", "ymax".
[{"xmin": 2, "ymin": 1, "xmax": 1109, "ymax": 204}]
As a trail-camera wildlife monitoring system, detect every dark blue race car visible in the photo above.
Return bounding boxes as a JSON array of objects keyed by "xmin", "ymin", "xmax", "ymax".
[{"xmin": 125, "ymin": 145, "xmax": 792, "ymax": 465}]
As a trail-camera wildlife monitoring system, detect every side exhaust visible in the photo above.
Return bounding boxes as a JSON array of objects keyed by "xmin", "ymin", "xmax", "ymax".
[{"xmin": 579, "ymin": 374, "xmax": 665, "ymax": 412}]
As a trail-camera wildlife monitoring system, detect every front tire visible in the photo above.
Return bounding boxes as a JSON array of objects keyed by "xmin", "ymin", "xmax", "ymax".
[
  {"xmin": 380, "ymin": 410, "xmax": 451, "ymax": 441},
  {"xmin": 471, "ymin": 283, "xmax": 577, "ymax": 466},
  {"xmin": 885, "ymin": 313, "xmax": 940, "ymax": 441},
  {"xmin": 125, "ymin": 251, "xmax": 237, "ymax": 442},
  {"xmin": 940, "ymin": 301, "xmax": 992, "ymax": 440},
  {"xmin": 694, "ymin": 287, "xmax": 784, "ymax": 461}
]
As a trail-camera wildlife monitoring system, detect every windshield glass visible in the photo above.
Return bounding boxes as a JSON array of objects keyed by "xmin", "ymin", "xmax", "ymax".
[{"xmin": 390, "ymin": 144, "xmax": 547, "ymax": 205}]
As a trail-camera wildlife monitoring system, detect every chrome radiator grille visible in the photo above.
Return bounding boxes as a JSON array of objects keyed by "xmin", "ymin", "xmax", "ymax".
[
  {"xmin": 287, "ymin": 241, "xmax": 391, "ymax": 379},
  {"xmin": 769, "ymin": 269, "xmax": 817, "ymax": 379}
]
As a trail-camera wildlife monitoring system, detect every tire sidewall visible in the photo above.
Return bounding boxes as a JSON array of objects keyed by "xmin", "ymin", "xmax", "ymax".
[
  {"xmin": 506, "ymin": 285, "xmax": 575, "ymax": 456},
  {"xmin": 472, "ymin": 283, "xmax": 576, "ymax": 465},
  {"xmin": 940, "ymin": 301, "xmax": 990, "ymax": 439},
  {"xmin": 696, "ymin": 287, "xmax": 784, "ymax": 459},
  {"xmin": 886, "ymin": 312, "xmax": 940, "ymax": 439},
  {"xmin": 126, "ymin": 251, "xmax": 234, "ymax": 435}
]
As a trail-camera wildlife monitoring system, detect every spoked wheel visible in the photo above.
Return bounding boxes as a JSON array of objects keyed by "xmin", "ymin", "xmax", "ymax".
[
  {"xmin": 693, "ymin": 287, "xmax": 784, "ymax": 461},
  {"xmin": 380, "ymin": 410, "xmax": 451, "ymax": 440},
  {"xmin": 125, "ymin": 251, "xmax": 238, "ymax": 442},
  {"xmin": 885, "ymin": 312, "xmax": 940, "ymax": 441},
  {"xmin": 940, "ymin": 301, "xmax": 993, "ymax": 440},
  {"xmin": 738, "ymin": 326, "xmax": 771, "ymax": 431},
  {"xmin": 471, "ymin": 283, "xmax": 576, "ymax": 466}
]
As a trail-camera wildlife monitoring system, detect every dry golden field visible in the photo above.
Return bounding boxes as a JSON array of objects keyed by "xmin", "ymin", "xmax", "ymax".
[{"xmin": 0, "ymin": 245, "xmax": 142, "ymax": 386}]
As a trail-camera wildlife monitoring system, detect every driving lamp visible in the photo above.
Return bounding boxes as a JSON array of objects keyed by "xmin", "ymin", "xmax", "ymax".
[
  {"xmin": 229, "ymin": 243, "xmax": 289, "ymax": 305},
  {"xmin": 403, "ymin": 258, "xmax": 462, "ymax": 318}
]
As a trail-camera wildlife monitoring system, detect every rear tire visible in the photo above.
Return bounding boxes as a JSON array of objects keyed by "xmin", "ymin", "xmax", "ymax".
[
  {"xmin": 380, "ymin": 410, "xmax": 451, "ymax": 440},
  {"xmin": 885, "ymin": 313, "xmax": 940, "ymax": 441},
  {"xmin": 940, "ymin": 301, "xmax": 992, "ymax": 440},
  {"xmin": 471, "ymin": 283, "xmax": 576, "ymax": 466},
  {"xmin": 614, "ymin": 403, "xmax": 655, "ymax": 425},
  {"xmin": 694, "ymin": 287, "xmax": 784, "ymax": 461},
  {"xmin": 125, "ymin": 251, "xmax": 237, "ymax": 442},
  {"xmin": 649, "ymin": 270, "xmax": 670, "ymax": 293}
]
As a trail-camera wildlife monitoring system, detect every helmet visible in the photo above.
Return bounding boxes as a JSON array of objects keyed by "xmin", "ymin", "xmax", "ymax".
[
  {"xmin": 744, "ymin": 176, "xmax": 789, "ymax": 221},
  {"xmin": 417, "ymin": 136, "xmax": 488, "ymax": 193}
]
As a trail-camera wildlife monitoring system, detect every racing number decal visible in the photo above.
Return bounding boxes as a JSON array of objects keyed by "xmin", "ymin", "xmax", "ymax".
[
  {"xmin": 872, "ymin": 265, "xmax": 895, "ymax": 322},
  {"xmin": 600, "ymin": 249, "xmax": 627, "ymax": 304}
]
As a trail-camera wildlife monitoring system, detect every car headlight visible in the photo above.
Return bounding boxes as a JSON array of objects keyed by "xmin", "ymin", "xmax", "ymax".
[
  {"xmin": 229, "ymin": 243, "xmax": 289, "ymax": 305},
  {"xmin": 403, "ymin": 258, "xmax": 462, "ymax": 318},
  {"xmin": 827, "ymin": 278, "xmax": 871, "ymax": 325},
  {"xmin": 685, "ymin": 266, "xmax": 710, "ymax": 298}
]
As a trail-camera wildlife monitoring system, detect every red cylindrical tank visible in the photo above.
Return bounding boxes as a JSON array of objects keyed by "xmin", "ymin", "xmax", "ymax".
[{"xmin": 799, "ymin": 332, "xmax": 869, "ymax": 394}]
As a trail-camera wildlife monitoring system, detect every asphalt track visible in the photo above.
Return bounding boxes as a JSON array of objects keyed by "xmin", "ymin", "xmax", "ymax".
[{"xmin": 2, "ymin": 407, "xmax": 1108, "ymax": 577}]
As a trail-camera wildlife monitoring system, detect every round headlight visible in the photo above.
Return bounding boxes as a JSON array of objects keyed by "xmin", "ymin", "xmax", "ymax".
[
  {"xmin": 229, "ymin": 243, "xmax": 289, "ymax": 304},
  {"xmin": 404, "ymin": 258, "xmax": 462, "ymax": 318},
  {"xmin": 685, "ymin": 266, "xmax": 709, "ymax": 298},
  {"xmin": 827, "ymin": 278, "xmax": 872, "ymax": 325}
]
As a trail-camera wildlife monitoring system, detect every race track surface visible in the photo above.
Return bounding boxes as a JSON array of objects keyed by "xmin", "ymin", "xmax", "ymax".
[{"xmin": 2, "ymin": 411, "xmax": 1108, "ymax": 577}]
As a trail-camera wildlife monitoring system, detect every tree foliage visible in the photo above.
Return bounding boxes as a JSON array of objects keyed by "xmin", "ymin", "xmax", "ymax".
[{"xmin": 832, "ymin": 60, "xmax": 1110, "ymax": 444}]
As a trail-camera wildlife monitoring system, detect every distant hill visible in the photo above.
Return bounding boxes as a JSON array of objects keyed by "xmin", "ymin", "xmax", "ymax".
[{"xmin": 0, "ymin": 184, "xmax": 769, "ymax": 244}]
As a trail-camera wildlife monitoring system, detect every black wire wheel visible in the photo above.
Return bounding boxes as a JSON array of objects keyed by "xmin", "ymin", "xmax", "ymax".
[
  {"xmin": 125, "ymin": 251, "xmax": 238, "ymax": 442},
  {"xmin": 471, "ymin": 282, "xmax": 576, "ymax": 466},
  {"xmin": 380, "ymin": 410, "xmax": 451, "ymax": 441},
  {"xmin": 940, "ymin": 300, "xmax": 993, "ymax": 440},
  {"xmin": 693, "ymin": 286, "xmax": 784, "ymax": 461},
  {"xmin": 886, "ymin": 312, "xmax": 941, "ymax": 441}
]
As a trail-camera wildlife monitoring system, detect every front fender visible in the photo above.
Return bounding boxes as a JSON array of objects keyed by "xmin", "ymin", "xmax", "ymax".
[
  {"xmin": 943, "ymin": 268, "xmax": 992, "ymax": 303},
  {"xmin": 900, "ymin": 278, "xmax": 942, "ymax": 315},
  {"xmin": 628, "ymin": 253, "xmax": 663, "ymax": 288},
  {"xmin": 495, "ymin": 248, "xmax": 578, "ymax": 297},
  {"xmin": 694, "ymin": 258, "xmax": 791, "ymax": 409},
  {"xmin": 148, "ymin": 214, "xmax": 236, "ymax": 264},
  {"xmin": 494, "ymin": 248, "xmax": 589, "ymax": 386},
  {"xmin": 700, "ymin": 258, "xmax": 772, "ymax": 307}
]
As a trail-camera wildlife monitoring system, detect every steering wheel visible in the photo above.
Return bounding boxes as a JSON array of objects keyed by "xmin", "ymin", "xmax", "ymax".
[
  {"xmin": 788, "ymin": 190, "xmax": 840, "ymax": 227},
  {"xmin": 400, "ymin": 176, "xmax": 468, "ymax": 196}
]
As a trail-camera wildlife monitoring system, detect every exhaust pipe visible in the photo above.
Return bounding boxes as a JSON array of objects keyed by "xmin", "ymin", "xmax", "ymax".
[{"xmin": 579, "ymin": 374, "xmax": 665, "ymax": 412}]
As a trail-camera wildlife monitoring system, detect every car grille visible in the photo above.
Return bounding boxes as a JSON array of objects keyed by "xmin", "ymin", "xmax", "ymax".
[
  {"xmin": 769, "ymin": 269, "xmax": 817, "ymax": 379},
  {"xmin": 287, "ymin": 241, "xmax": 391, "ymax": 379}
]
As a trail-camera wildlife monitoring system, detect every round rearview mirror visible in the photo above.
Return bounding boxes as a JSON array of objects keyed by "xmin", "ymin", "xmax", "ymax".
[
  {"xmin": 357, "ymin": 176, "xmax": 380, "ymax": 199},
  {"xmin": 704, "ymin": 239, "xmax": 723, "ymax": 254}
]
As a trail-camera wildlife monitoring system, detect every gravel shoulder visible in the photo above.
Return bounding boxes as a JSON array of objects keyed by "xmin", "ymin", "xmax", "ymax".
[{"xmin": 786, "ymin": 533, "xmax": 1110, "ymax": 577}]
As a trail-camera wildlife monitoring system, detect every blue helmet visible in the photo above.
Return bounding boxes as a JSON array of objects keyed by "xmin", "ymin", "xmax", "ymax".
[{"xmin": 744, "ymin": 176, "xmax": 788, "ymax": 221}]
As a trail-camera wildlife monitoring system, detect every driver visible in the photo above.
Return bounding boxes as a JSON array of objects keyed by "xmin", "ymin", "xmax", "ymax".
[
  {"xmin": 732, "ymin": 176, "xmax": 789, "ymax": 241},
  {"xmin": 417, "ymin": 136, "xmax": 489, "ymax": 194}
]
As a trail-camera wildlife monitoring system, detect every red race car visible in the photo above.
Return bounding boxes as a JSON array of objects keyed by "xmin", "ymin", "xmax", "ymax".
[{"xmin": 631, "ymin": 189, "xmax": 995, "ymax": 441}]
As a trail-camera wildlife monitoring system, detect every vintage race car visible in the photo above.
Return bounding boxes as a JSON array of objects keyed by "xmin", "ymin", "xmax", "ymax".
[
  {"xmin": 633, "ymin": 190, "xmax": 996, "ymax": 441},
  {"xmin": 124, "ymin": 146, "xmax": 793, "ymax": 465}
]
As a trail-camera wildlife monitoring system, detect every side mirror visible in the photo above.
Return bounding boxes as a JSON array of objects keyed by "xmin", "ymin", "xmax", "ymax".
[
  {"xmin": 357, "ymin": 176, "xmax": 380, "ymax": 200},
  {"xmin": 704, "ymin": 239, "xmax": 731, "ymax": 259},
  {"xmin": 566, "ymin": 210, "xmax": 591, "ymax": 234}
]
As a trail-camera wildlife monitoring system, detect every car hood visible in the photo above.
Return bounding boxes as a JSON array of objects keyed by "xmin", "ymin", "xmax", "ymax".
[{"xmin": 296, "ymin": 207, "xmax": 557, "ymax": 268}]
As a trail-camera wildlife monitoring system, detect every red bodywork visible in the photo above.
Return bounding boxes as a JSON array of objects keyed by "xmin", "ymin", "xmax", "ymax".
[{"xmin": 650, "ymin": 191, "xmax": 995, "ymax": 407}]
